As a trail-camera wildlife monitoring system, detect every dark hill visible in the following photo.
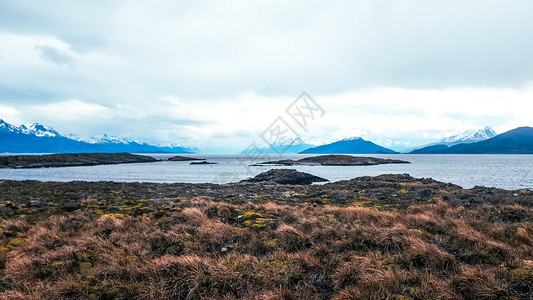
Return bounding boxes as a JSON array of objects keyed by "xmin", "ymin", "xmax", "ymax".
[
  {"xmin": 408, "ymin": 144, "xmax": 449, "ymax": 154},
  {"xmin": 299, "ymin": 138, "xmax": 397, "ymax": 154}
]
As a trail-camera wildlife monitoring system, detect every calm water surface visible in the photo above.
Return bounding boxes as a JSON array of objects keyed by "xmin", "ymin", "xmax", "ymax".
[{"xmin": 1, "ymin": 154, "xmax": 533, "ymax": 190}]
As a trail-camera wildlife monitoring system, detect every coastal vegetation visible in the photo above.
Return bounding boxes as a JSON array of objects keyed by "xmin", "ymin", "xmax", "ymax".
[{"xmin": 0, "ymin": 174, "xmax": 531, "ymax": 299}]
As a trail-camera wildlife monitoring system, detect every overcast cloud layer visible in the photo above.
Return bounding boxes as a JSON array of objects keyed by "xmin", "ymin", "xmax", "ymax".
[{"xmin": 1, "ymin": 0, "xmax": 532, "ymax": 152}]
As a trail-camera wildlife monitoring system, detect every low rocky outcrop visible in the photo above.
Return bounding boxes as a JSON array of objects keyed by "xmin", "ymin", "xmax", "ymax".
[
  {"xmin": 190, "ymin": 161, "xmax": 217, "ymax": 165},
  {"xmin": 0, "ymin": 153, "xmax": 157, "ymax": 169},
  {"xmin": 241, "ymin": 169, "xmax": 328, "ymax": 185},
  {"xmin": 254, "ymin": 154, "xmax": 409, "ymax": 166},
  {"xmin": 168, "ymin": 156, "xmax": 205, "ymax": 161}
]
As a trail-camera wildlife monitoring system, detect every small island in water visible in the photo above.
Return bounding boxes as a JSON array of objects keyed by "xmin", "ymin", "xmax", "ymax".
[
  {"xmin": 0, "ymin": 152, "xmax": 157, "ymax": 169},
  {"xmin": 253, "ymin": 154, "xmax": 410, "ymax": 166},
  {"xmin": 167, "ymin": 155, "xmax": 205, "ymax": 161}
]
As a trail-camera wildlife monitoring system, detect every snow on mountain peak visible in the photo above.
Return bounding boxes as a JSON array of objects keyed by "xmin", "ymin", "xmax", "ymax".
[
  {"xmin": 0, "ymin": 119, "xmax": 20, "ymax": 133},
  {"xmin": 0, "ymin": 120, "xmax": 58, "ymax": 137},
  {"xmin": 340, "ymin": 137, "xmax": 363, "ymax": 142},
  {"xmin": 441, "ymin": 127, "xmax": 497, "ymax": 143},
  {"xmin": 26, "ymin": 123, "xmax": 59, "ymax": 137},
  {"xmin": 66, "ymin": 134, "xmax": 135, "ymax": 144}
]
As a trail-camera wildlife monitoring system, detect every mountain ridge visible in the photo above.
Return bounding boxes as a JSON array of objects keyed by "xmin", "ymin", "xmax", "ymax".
[
  {"xmin": 408, "ymin": 126, "xmax": 497, "ymax": 154},
  {"xmin": 438, "ymin": 126, "xmax": 533, "ymax": 154},
  {"xmin": 0, "ymin": 119, "xmax": 198, "ymax": 154}
]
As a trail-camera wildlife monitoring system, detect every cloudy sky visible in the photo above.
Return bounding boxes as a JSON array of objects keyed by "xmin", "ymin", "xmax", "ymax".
[{"xmin": 1, "ymin": 0, "xmax": 533, "ymax": 152}]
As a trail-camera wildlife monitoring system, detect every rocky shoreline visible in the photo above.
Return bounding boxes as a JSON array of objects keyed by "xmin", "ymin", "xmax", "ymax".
[{"xmin": 0, "ymin": 173, "xmax": 530, "ymax": 218}]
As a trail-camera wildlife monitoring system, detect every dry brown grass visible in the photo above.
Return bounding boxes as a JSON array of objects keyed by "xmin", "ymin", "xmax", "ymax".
[{"xmin": 0, "ymin": 194, "xmax": 532, "ymax": 299}]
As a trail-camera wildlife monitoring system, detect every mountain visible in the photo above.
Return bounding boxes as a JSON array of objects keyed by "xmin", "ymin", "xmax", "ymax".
[
  {"xmin": 66, "ymin": 134, "xmax": 137, "ymax": 145},
  {"xmin": 408, "ymin": 126, "xmax": 497, "ymax": 154},
  {"xmin": 299, "ymin": 137, "xmax": 398, "ymax": 154},
  {"xmin": 437, "ymin": 126, "xmax": 533, "ymax": 154},
  {"xmin": 0, "ymin": 119, "xmax": 198, "ymax": 153},
  {"xmin": 441, "ymin": 126, "xmax": 497, "ymax": 144},
  {"xmin": 241, "ymin": 137, "xmax": 332, "ymax": 154}
]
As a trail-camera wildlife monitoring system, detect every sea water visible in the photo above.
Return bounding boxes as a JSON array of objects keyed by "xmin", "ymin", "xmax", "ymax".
[{"xmin": 1, "ymin": 154, "xmax": 533, "ymax": 190}]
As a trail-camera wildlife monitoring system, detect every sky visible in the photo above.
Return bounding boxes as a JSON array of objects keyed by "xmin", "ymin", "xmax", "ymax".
[{"xmin": 1, "ymin": 0, "xmax": 533, "ymax": 153}]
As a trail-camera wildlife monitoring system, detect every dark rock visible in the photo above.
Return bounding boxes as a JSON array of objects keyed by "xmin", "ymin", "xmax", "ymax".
[
  {"xmin": 0, "ymin": 206, "xmax": 13, "ymax": 214},
  {"xmin": 59, "ymin": 200, "xmax": 82, "ymax": 212},
  {"xmin": 30, "ymin": 198, "xmax": 44, "ymax": 207},
  {"xmin": 168, "ymin": 156, "xmax": 204, "ymax": 161},
  {"xmin": 190, "ymin": 161, "xmax": 217, "ymax": 165},
  {"xmin": 241, "ymin": 169, "xmax": 328, "ymax": 185}
]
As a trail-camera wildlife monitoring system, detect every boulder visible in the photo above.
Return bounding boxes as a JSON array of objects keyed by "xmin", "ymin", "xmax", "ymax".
[{"xmin": 241, "ymin": 169, "xmax": 328, "ymax": 185}]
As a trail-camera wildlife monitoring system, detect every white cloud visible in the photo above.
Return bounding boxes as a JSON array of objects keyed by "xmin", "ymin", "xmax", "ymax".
[
  {"xmin": 30, "ymin": 99, "xmax": 112, "ymax": 121},
  {"xmin": 0, "ymin": 105, "xmax": 20, "ymax": 123}
]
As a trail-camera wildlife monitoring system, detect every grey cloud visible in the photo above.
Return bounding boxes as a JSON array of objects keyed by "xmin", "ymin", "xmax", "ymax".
[{"xmin": 35, "ymin": 44, "xmax": 75, "ymax": 67}]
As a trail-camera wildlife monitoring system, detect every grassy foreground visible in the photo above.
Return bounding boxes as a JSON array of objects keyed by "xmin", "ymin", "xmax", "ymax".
[{"xmin": 0, "ymin": 174, "xmax": 532, "ymax": 299}]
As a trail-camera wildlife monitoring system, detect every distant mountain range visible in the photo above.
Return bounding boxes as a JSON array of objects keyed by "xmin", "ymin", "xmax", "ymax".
[
  {"xmin": 242, "ymin": 137, "xmax": 333, "ymax": 154},
  {"xmin": 299, "ymin": 137, "xmax": 398, "ymax": 154},
  {"xmin": 441, "ymin": 126, "xmax": 497, "ymax": 144},
  {"xmin": 3, "ymin": 119, "xmax": 532, "ymax": 155},
  {"xmin": 410, "ymin": 127, "xmax": 498, "ymax": 154},
  {"xmin": 410, "ymin": 127, "xmax": 533, "ymax": 154},
  {"xmin": 438, "ymin": 127, "xmax": 533, "ymax": 154},
  {"xmin": 0, "ymin": 119, "xmax": 198, "ymax": 153},
  {"xmin": 251, "ymin": 126, "xmax": 533, "ymax": 155}
]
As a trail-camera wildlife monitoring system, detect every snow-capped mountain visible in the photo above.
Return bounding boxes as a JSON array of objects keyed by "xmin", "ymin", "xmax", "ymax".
[
  {"xmin": 441, "ymin": 126, "xmax": 497, "ymax": 143},
  {"xmin": 66, "ymin": 134, "xmax": 136, "ymax": 145},
  {"xmin": 0, "ymin": 119, "xmax": 198, "ymax": 153},
  {"xmin": 20, "ymin": 123, "xmax": 59, "ymax": 137},
  {"xmin": 1, "ymin": 120, "xmax": 59, "ymax": 137},
  {"xmin": 0, "ymin": 119, "xmax": 19, "ymax": 133},
  {"xmin": 242, "ymin": 136, "xmax": 333, "ymax": 154},
  {"xmin": 409, "ymin": 126, "xmax": 498, "ymax": 153},
  {"xmin": 154, "ymin": 142, "xmax": 198, "ymax": 153}
]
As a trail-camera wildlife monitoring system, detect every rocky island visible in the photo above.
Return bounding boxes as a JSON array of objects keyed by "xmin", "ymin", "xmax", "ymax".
[
  {"xmin": 0, "ymin": 152, "xmax": 157, "ymax": 169},
  {"xmin": 254, "ymin": 154, "xmax": 409, "ymax": 166},
  {"xmin": 189, "ymin": 161, "xmax": 217, "ymax": 165},
  {"xmin": 167, "ymin": 155, "xmax": 205, "ymax": 161}
]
